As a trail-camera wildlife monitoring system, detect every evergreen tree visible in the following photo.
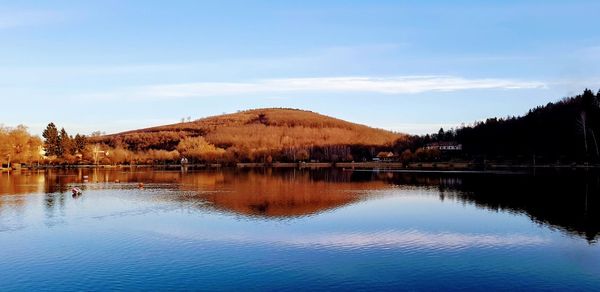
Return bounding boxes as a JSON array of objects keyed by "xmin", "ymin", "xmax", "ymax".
[
  {"xmin": 437, "ymin": 128, "xmax": 445, "ymax": 141},
  {"xmin": 73, "ymin": 134, "xmax": 87, "ymax": 154},
  {"xmin": 393, "ymin": 89, "xmax": 600, "ymax": 163},
  {"xmin": 59, "ymin": 128, "xmax": 73, "ymax": 156},
  {"xmin": 42, "ymin": 123, "xmax": 60, "ymax": 156}
]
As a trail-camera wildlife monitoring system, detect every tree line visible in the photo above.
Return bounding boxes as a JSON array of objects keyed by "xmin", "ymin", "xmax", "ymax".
[
  {"xmin": 42, "ymin": 123, "xmax": 87, "ymax": 159},
  {"xmin": 6, "ymin": 90, "xmax": 599, "ymax": 167},
  {"xmin": 393, "ymin": 89, "xmax": 600, "ymax": 164}
]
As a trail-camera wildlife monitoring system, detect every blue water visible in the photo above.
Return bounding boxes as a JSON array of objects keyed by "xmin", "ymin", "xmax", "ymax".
[{"xmin": 0, "ymin": 169, "xmax": 599, "ymax": 290}]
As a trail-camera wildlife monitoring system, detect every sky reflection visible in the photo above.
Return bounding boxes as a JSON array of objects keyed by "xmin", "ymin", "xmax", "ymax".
[{"xmin": 1, "ymin": 169, "xmax": 600, "ymax": 290}]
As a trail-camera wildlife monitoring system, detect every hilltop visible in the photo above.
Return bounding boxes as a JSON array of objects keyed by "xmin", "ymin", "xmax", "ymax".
[{"xmin": 92, "ymin": 108, "xmax": 404, "ymax": 163}]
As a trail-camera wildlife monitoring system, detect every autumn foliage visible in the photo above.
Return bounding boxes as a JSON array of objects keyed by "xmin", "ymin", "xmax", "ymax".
[
  {"xmin": 0, "ymin": 125, "xmax": 43, "ymax": 167},
  {"xmin": 90, "ymin": 108, "xmax": 404, "ymax": 164}
]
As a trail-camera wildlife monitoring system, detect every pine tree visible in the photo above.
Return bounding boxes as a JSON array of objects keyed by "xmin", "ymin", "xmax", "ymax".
[
  {"xmin": 59, "ymin": 128, "xmax": 72, "ymax": 156},
  {"xmin": 42, "ymin": 123, "xmax": 60, "ymax": 156},
  {"xmin": 73, "ymin": 134, "xmax": 87, "ymax": 154},
  {"xmin": 437, "ymin": 128, "xmax": 445, "ymax": 141}
]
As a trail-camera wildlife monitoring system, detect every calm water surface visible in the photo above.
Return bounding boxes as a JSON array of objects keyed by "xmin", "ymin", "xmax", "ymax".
[{"xmin": 0, "ymin": 168, "xmax": 599, "ymax": 291}]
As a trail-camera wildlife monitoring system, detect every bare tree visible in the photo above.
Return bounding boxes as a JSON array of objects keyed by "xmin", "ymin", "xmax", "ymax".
[
  {"xmin": 577, "ymin": 112, "xmax": 588, "ymax": 155},
  {"xmin": 92, "ymin": 144, "xmax": 103, "ymax": 165},
  {"xmin": 591, "ymin": 129, "xmax": 599, "ymax": 158}
]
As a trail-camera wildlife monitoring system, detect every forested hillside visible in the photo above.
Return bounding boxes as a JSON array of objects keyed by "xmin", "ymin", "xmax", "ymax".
[
  {"xmin": 91, "ymin": 108, "xmax": 404, "ymax": 163},
  {"xmin": 396, "ymin": 89, "xmax": 600, "ymax": 164}
]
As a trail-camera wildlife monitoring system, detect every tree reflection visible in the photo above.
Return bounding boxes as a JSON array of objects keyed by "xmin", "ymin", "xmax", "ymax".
[
  {"xmin": 382, "ymin": 171, "xmax": 600, "ymax": 243},
  {"xmin": 1, "ymin": 168, "xmax": 598, "ymax": 242}
]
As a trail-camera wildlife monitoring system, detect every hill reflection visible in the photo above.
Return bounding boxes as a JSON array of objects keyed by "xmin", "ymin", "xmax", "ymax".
[
  {"xmin": 177, "ymin": 169, "xmax": 388, "ymax": 217},
  {"xmin": 1, "ymin": 168, "xmax": 598, "ymax": 241}
]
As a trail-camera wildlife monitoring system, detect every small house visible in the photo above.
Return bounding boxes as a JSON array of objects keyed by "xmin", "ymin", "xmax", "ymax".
[
  {"xmin": 376, "ymin": 151, "xmax": 396, "ymax": 162},
  {"xmin": 424, "ymin": 142, "xmax": 463, "ymax": 151}
]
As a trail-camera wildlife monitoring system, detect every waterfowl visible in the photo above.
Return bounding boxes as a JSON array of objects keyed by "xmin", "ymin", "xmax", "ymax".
[{"xmin": 71, "ymin": 187, "xmax": 82, "ymax": 196}]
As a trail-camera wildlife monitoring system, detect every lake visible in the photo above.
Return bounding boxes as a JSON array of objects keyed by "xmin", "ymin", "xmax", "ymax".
[{"xmin": 1, "ymin": 168, "xmax": 599, "ymax": 291}]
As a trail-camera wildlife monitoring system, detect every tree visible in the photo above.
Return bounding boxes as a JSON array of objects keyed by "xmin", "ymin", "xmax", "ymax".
[
  {"xmin": 437, "ymin": 128, "xmax": 445, "ymax": 141},
  {"xmin": 0, "ymin": 126, "xmax": 11, "ymax": 167},
  {"xmin": 400, "ymin": 149, "xmax": 413, "ymax": 164},
  {"xmin": 177, "ymin": 137, "xmax": 225, "ymax": 162},
  {"xmin": 9, "ymin": 125, "xmax": 30, "ymax": 164},
  {"xmin": 90, "ymin": 131, "xmax": 105, "ymax": 137},
  {"xmin": 91, "ymin": 144, "xmax": 102, "ymax": 165},
  {"xmin": 0, "ymin": 125, "xmax": 42, "ymax": 167},
  {"xmin": 73, "ymin": 134, "xmax": 87, "ymax": 154},
  {"xmin": 59, "ymin": 128, "xmax": 73, "ymax": 156},
  {"xmin": 296, "ymin": 149, "xmax": 309, "ymax": 161},
  {"xmin": 42, "ymin": 123, "xmax": 60, "ymax": 157}
]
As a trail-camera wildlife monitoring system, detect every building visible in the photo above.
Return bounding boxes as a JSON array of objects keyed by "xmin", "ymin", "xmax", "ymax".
[
  {"xmin": 375, "ymin": 151, "xmax": 396, "ymax": 161},
  {"xmin": 424, "ymin": 142, "xmax": 463, "ymax": 151}
]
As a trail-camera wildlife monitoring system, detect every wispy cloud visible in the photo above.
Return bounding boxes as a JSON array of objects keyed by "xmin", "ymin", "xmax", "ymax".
[
  {"xmin": 84, "ymin": 75, "xmax": 547, "ymax": 100},
  {"xmin": 0, "ymin": 9, "xmax": 66, "ymax": 29}
]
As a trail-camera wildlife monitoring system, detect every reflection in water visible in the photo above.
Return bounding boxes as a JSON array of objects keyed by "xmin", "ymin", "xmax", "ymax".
[
  {"xmin": 152, "ymin": 227, "xmax": 549, "ymax": 251},
  {"xmin": 228, "ymin": 231, "xmax": 549, "ymax": 250},
  {"xmin": 0, "ymin": 168, "xmax": 599, "ymax": 242},
  {"xmin": 376, "ymin": 171, "xmax": 600, "ymax": 242},
  {"xmin": 1, "ymin": 168, "xmax": 600, "ymax": 290},
  {"xmin": 180, "ymin": 170, "xmax": 388, "ymax": 217},
  {"xmin": 462, "ymin": 173, "xmax": 599, "ymax": 242}
]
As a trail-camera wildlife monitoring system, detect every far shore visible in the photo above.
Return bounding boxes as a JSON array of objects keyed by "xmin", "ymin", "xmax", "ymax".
[{"xmin": 2, "ymin": 161, "xmax": 599, "ymax": 172}]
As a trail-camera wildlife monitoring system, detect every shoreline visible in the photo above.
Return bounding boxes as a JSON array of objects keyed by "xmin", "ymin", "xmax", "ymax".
[{"xmin": 2, "ymin": 162, "xmax": 599, "ymax": 172}]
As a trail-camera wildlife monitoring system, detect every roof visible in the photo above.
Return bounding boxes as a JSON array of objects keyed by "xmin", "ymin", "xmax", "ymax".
[{"xmin": 376, "ymin": 151, "xmax": 395, "ymax": 158}]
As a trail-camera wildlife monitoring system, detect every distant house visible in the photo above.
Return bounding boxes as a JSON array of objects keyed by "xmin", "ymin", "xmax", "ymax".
[
  {"xmin": 375, "ymin": 151, "xmax": 396, "ymax": 161},
  {"xmin": 424, "ymin": 142, "xmax": 463, "ymax": 151}
]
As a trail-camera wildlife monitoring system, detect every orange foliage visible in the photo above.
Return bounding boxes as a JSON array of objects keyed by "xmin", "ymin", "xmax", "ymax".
[
  {"xmin": 89, "ymin": 108, "xmax": 406, "ymax": 163},
  {"xmin": 177, "ymin": 137, "xmax": 225, "ymax": 162},
  {"xmin": 0, "ymin": 125, "xmax": 43, "ymax": 166}
]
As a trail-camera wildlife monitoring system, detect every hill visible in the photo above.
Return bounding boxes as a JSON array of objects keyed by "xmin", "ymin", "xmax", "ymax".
[{"xmin": 93, "ymin": 108, "xmax": 404, "ymax": 163}]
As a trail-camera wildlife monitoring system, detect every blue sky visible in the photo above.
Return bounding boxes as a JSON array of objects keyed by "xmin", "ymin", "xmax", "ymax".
[{"xmin": 2, "ymin": 0, "xmax": 600, "ymax": 135}]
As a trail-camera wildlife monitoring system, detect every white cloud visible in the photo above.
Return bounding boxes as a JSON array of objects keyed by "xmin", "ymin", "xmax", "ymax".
[
  {"xmin": 84, "ymin": 75, "xmax": 547, "ymax": 100},
  {"xmin": 0, "ymin": 10, "xmax": 65, "ymax": 29}
]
